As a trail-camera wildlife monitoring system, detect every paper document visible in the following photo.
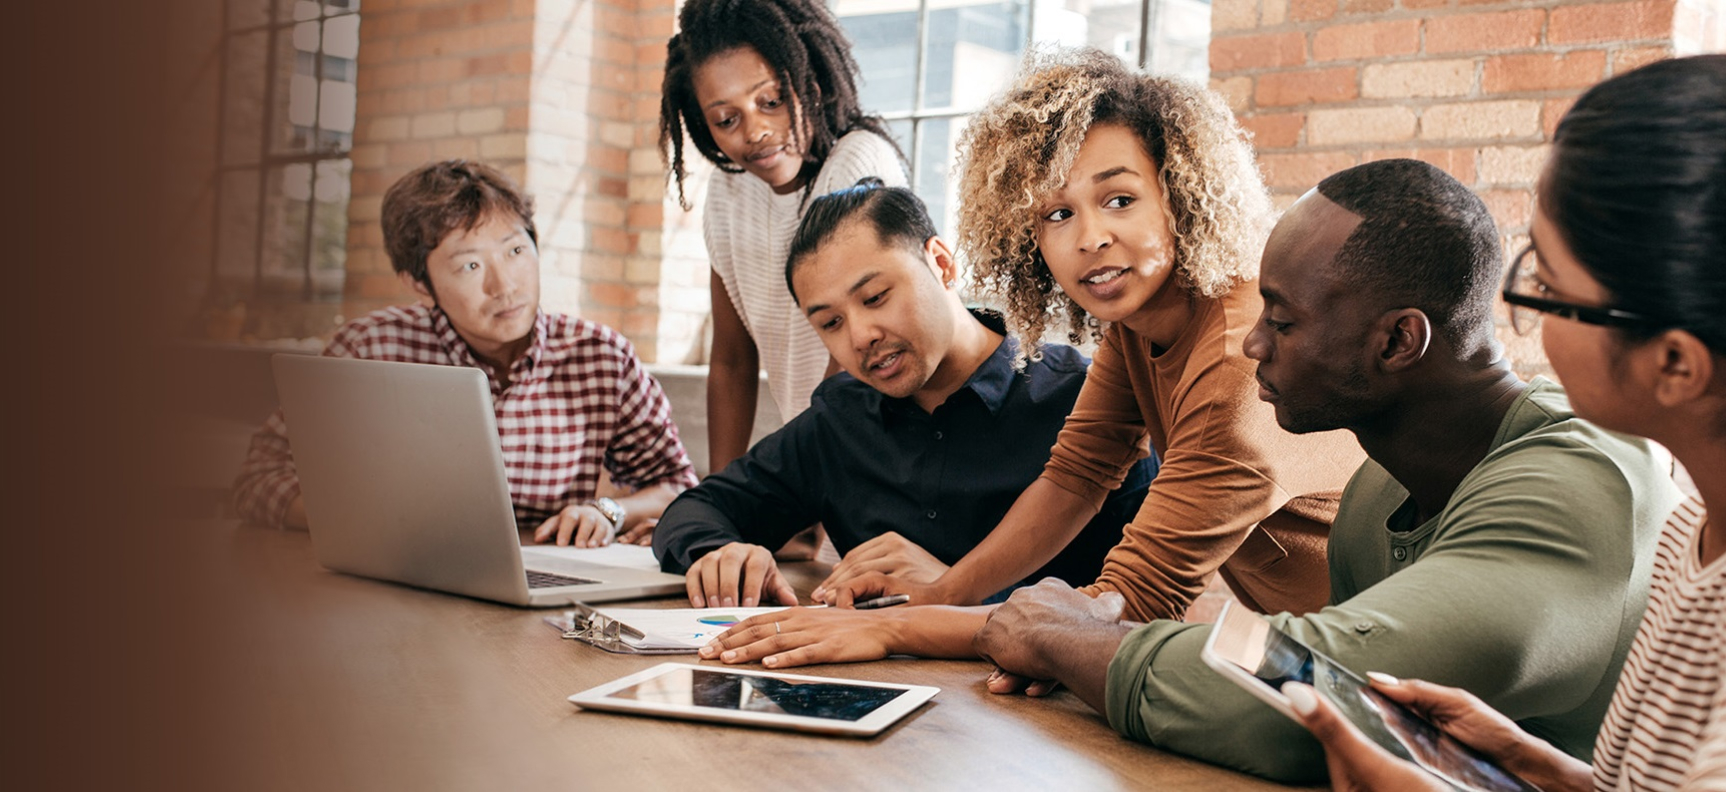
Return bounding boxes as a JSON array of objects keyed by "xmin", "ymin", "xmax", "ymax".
[
  {"xmin": 592, "ymin": 606, "xmax": 793, "ymax": 650},
  {"xmin": 522, "ymin": 543, "xmax": 661, "ymax": 570}
]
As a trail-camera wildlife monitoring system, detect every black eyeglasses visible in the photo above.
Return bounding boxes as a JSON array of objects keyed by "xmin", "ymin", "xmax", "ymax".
[{"xmin": 1501, "ymin": 245, "xmax": 1661, "ymax": 336}]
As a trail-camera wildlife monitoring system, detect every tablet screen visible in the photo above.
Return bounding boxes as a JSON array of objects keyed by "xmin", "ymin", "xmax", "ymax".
[
  {"xmin": 1220, "ymin": 611, "xmax": 1537, "ymax": 792},
  {"xmin": 605, "ymin": 667, "xmax": 905, "ymax": 722}
]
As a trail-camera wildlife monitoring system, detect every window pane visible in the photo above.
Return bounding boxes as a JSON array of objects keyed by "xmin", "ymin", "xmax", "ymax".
[
  {"xmin": 215, "ymin": 169, "xmax": 262, "ymax": 291},
  {"xmin": 323, "ymin": 13, "xmax": 361, "ymax": 60},
  {"xmin": 835, "ymin": 1, "xmax": 919, "ymax": 115},
  {"xmin": 221, "ymin": 30, "xmax": 269, "ymax": 166},
  {"xmin": 1033, "ymin": 0, "xmax": 1141, "ymax": 60},
  {"xmin": 310, "ymin": 159, "xmax": 352, "ymax": 300},
  {"xmin": 269, "ymin": 26, "xmax": 311, "ymax": 154},
  {"xmin": 915, "ymin": 116, "xmax": 974, "ymax": 239},
  {"xmin": 260, "ymin": 165, "xmax": 312, "ymax": 297},
  {"xmin": 886, "ymin": 119, "xmax": 913, "ymax": 168},
  {"xmin": 922, "ymin": 1, "xmax": 1029, "ymax": 115},
  {"xmin": 1148, "ymin": 0, "xmax": 1211, "ymax": 82}
]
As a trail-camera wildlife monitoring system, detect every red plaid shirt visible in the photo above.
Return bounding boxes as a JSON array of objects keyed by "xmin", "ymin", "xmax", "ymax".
[{"xmin": 233, "ymin": 305, "xmax": 698, "ymax": 529}]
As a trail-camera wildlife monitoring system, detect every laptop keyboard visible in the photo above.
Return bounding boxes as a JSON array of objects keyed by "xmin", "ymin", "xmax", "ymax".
[{"xmin": 526, "ymin": 570, "xmax": 601, "ymax": 589}]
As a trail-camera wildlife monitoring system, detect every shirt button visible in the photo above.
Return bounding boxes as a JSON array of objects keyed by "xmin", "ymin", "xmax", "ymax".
[
  {"xmin": 1354, "ymin": 621, "xmax": 1374, "ymax": 634},
  {"xmin": 1392, "ymin": 547, "xmax": 1407, "ymax": 561},
  {"xmin": 926, "ymin": 510, "xmax": 937, "ymax": 519},
  {"xmin": 934, "ymin": 431, "xmax": 944, "ymax": 440}
]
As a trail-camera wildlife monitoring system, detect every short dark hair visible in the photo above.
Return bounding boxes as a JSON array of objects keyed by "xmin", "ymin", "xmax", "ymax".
[
  {"xmin": 1316, "ymin": 159, "xmax": 1501, "ymax": 349},
  {"xmin": 1545, "ymin": 55, "xmax": 1726, "ymax": 352},
  {"xmin": 657, "ymin": 0, "xmax": 903, "ymax": 210},
  {"xmin": 785, "ymin": 177, "xmax": 939, "ymax": 304},
  {"xmin": 381, "ymin": 160, "xmax": 537, "ymax": 288}
]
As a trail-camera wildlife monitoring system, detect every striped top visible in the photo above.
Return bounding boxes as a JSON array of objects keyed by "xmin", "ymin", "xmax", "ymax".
[
  {"xmin": 1595, "ymin": 496, "xmax": 1726, "ymax": 790},
  {"xmin": 702, "ymin": 130, "xmax": 906, "ymax": 420}
]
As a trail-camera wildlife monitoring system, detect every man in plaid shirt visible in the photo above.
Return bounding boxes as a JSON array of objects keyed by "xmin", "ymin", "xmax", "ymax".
[{"xmin": 233, "ymin": 160, "xmax": 698, "ymax": 545}]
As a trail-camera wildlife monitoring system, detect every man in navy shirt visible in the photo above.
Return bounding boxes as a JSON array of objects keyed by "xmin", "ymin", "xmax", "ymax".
[{"xmin": 655, "ymin": 179, "xmax": 1155, "ymax": 608}]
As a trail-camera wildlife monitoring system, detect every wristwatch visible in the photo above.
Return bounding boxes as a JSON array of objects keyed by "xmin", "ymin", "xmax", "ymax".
[{"xmin": 590, "ymin": 497, "xmax": 626, "ymax": 534}]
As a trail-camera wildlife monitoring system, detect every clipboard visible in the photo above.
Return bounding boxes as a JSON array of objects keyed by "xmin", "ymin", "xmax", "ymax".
[
  {"xmin": 545, "ymin": 603, "xmax": 693, "ymax": 655},
  {"xmin": 545, "ymin": 604, "xmax": 796, "ymax": 655}
]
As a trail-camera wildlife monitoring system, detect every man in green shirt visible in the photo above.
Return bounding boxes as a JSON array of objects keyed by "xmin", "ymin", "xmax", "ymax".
[{"xmin": 972, "ymin": 159, "xmax": 1682, "ymax": 783}]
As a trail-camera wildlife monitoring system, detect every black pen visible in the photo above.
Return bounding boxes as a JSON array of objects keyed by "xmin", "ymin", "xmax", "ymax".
[{"xmin": 853, "ymin": 594, "xmax": 911, "ymax": 610}]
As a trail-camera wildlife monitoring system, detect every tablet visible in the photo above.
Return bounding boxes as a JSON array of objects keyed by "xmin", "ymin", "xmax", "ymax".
[
  {"xmin": 568, "ymin": 663, "xmax": 939, "ymax": 737},
  {"xmin": 1201, "ymin": 602, "xmax": 1538, "ymax": 792}
]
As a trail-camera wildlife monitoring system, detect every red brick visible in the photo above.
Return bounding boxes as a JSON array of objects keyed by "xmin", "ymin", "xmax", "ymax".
[
  {"xmin": 1363, "ymin": 148, "xmax": 1477, "ymax": 184},
  {"xmin": 1291, "ymin": 0, "xmax": 1337, "ymax": 22},
  {"xmin": 1340, "ymin": 0, "xmax": 1394, "ymax": 13},
  {"xmin": 1259, "ymin": 151, "xmax": 1359, "ymax": 189},
  {"xmin": 1550, "ymin": 0, "xmax": 1677, "ymax": 45},
  {"xmin": 1210, "ymin": 31, "xmax": 1307, "ymax": 74},
  {"xmin": 1425, "ymin": 9, "xmax": 1545, "ymax": 55},
  {"xmin": 1483, "ymin": 51, "xmax": 1608, "ymax": 93},
  {"xmin": 1482, "ymin": 188, "xmax": 1534, "ymax": 231},
  {"xmin": 588, "ymin": 282, "xmax": 639, "ymax": 308},
  {"xmin": 1312, "ymin": 19, "xmax": 1420, "ymax": 61},
  {"xmin": 626, "ymin": 203, "xmax": 662, "ymax": 230},
  {"xmin": 1403, "ymin": 0, "xmax": 1447, "ymax": 7},
  {"xmin": 1241, "ymin": 113, "xmax": 1305, "ymax": 149},
  {"xmin": 1612, "ymin": 46, "xmax": 1672, "ymax": 74},
  {"xmin": 385, "ymin": 141, "xmax": 433, "ymax": 167},
  {"xmin": 598, "ymin": 177, "xmax": 628, "ymax": 198},
  {"xmin": 1542, "ymin": 96, "xmax": 1577, "ymax": 138},
  {"xmin": 1255, "ymin": 67, "xmax": 1359, "ymax": 107}
]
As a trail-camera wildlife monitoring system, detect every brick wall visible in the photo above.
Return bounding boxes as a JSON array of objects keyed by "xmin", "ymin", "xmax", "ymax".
[
  {"xmin": 343, "ymin": 0, "xmax": 678, "ymax": 361},
  {"xmin": 1210, "ymin": 0, "xmax": 1723, "ymax": 378}
]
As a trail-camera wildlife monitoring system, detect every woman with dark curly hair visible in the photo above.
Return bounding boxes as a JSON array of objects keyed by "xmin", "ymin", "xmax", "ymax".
[
  {"xmin": 658, "ymin": 0, "xmax": 906, "ymax": 474},
  {"xmin": 702, "ymin": 48, "xmax": 1362, "ymax": 668}
]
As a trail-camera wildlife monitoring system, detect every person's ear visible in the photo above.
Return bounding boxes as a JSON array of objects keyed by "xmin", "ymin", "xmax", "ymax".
[
  {"xmin": 399, "ymin": 271, "xmax": 437, "ymax": 309},
  {"xmin": 926, "ymin": 236, "xmax": 959, "ymax": 290},
  {"xmin": 1376, "ymin": 308, "xmax": 1432, "ymax": 373},
  {"xmin": 1650, "ymin": 330, "xmax": 1716, "ymax": 409}
]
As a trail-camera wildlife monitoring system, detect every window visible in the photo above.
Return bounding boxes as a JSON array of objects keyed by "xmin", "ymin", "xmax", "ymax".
[
  {"xmin": 833, "ymin": 0, "xmax": 1211, "ymax": 238},
  {"xmin": 210, "ymin": 0, "xmax": 362, "ymax": 338}
]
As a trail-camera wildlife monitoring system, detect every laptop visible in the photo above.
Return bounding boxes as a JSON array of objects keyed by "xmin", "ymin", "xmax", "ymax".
[{"xmin": 271, "ymin": 354, "xmax": 689, "ymax": 607}]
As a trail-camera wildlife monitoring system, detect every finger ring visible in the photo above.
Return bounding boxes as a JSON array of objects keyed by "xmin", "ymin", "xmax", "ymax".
[{"xmin": 775, "ymin": 622, "xmax": 782, "ymax": 635}]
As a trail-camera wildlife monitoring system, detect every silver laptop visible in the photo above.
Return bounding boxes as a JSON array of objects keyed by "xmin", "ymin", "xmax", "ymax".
[{"xmin": 271, "ymin": 354, "xmax": 688, "ymax": 607}]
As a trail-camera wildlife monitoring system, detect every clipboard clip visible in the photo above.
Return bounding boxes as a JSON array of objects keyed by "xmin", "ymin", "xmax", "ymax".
[{"xmin": 544, "ymin": 603, "xmax": 694, "ymax": 655}]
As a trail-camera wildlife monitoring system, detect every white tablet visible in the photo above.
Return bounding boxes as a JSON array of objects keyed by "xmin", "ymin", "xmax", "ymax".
[
  {"xmin": 1200, "ymin": 601, "xmax": 1538, "ymax": 792},
  {"xmin": 569, "ymin": 662, "xmax": 938, "ymax": 737}
]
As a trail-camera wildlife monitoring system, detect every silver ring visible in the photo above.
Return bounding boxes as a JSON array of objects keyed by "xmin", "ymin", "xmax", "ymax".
[{"xmin": 774, "ymin": 622, "xmax": 782, "ymax": 635}]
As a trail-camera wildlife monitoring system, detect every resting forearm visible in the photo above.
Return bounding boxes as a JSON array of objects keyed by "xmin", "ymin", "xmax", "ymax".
[
  {"xmin": 940, "ymin": 479, "xmax": 1100, "ymax": 603},
  {"xmin": 1504, "ymin": 739, "xmax": 1593, "ymax": 792},
  {"xmin": 884, "ymin": 606, "xmax": 995, "ymax": 659},
  {"xmin": 616, "ymin": 482, "xmax": 681, "ymax": 530},
  {"xmin": 1037, "ymin": 621, "xmax": 1133, "ymax": 714}
]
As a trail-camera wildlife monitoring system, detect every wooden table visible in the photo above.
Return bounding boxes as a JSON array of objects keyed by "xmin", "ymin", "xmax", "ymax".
[{"xmin": 178, "ymin": 523, "xmax": 1304, "ymax": 791}]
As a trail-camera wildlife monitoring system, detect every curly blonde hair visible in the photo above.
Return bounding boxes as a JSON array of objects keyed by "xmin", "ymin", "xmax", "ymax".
[{"xmin": 956, "ymin": 48, "xmax": 1273, "ymax": 353}]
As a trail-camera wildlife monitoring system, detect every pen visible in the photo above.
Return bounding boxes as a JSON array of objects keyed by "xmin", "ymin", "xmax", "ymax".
[{"xmin": 853, "ymin": 594, "xmax": 911, "ymax": 610}]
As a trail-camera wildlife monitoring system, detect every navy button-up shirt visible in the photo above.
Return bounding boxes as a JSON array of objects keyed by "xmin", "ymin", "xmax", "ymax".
[{"xmin": 655, "ymin": 314, "xmax": 1157, "ymax": 588}]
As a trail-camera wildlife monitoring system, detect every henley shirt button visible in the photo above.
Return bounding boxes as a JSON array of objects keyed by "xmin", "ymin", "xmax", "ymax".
[
  {"xmin": 925, "ymin": 510, "xmax": 937, "ymax": 519},
  {"xmin": 1354, "ymin": 621, "xmax": 1374, "ymax": 633},
  {"xmin": 1392, "ymin": 547, "xmax": 1408, "ymax": 561}
]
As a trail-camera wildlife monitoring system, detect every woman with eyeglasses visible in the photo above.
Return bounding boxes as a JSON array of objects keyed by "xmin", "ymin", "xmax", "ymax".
[{"xmin": 1286, "ymin": 55, "xmax": 1726, "ymax": 792}]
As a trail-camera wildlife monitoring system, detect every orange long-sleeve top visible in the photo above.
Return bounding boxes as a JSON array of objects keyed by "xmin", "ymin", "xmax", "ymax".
[{"xmin": 1045, "ymin": 279, "xmax": 1366, "ymax": 622}]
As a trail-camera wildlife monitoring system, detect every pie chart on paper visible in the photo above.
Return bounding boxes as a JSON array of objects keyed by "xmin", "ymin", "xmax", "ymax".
[{"xmin": 697, "ymin": 615, "xmax": 742, "ymax": 627}]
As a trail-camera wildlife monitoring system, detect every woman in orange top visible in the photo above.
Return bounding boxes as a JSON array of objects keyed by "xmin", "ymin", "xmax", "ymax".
[{"xmin": 703, "ymin": 47, "xmax": 1363, "ymax": 668}]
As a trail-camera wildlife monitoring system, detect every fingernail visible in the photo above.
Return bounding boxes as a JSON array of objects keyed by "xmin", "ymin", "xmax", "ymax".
[
  {"xmin": 723, "ymin": 597, "xmax": 734, "ymax": 607},
  {"xmin": 743, "ymin": 598, "xmax": 756, "ymax": 607},
  {"xmin": 698, "ymin": 645, "xmax": 715, "ymax": 657},
  {"xmin": 1282, "ymin": 682, "xmax": 1318, "ymax": 716},
  {"xmin": 1366, "ymin": 672, "xmax": 1400, "ymax": 686},
  {"xmin": 721, "ymin": 650, "xmax": 735, "ymax": 662},
  {"xmin": 692, "ymin": 597, "xmax": 704, "ymax": 607},
  {"xmin": 764, "ymin": 656, "xmax": 778, "ymax": 667}
]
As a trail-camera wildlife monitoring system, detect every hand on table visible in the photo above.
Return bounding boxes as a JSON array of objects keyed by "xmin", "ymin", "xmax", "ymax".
[
  {"xmin": 532, "ymin": 504, "xmax": 616, "ymax": 547},
  {"xmin": 812, "ymin": 532, "xmax": 950, "ymax": 603},
  {"xmin": 618, "ymin": 517, "xmax": 656, "ymax": 546},
  {"xmin": 700, "ymin": 607, "xmax": 898, "ymax": 669},
  {"xmin": 684, "ymin": 542, "xmax": 799, "ymax": 608},
  {"xmin": 972, "ymin": 579, "xmax": 1126, "ymax": 702}
]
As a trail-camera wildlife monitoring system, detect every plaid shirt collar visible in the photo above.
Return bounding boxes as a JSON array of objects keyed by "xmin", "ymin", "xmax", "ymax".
[{"xmin": 428, "ymin": 306, "xmax": 550, "ymax": 387}]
